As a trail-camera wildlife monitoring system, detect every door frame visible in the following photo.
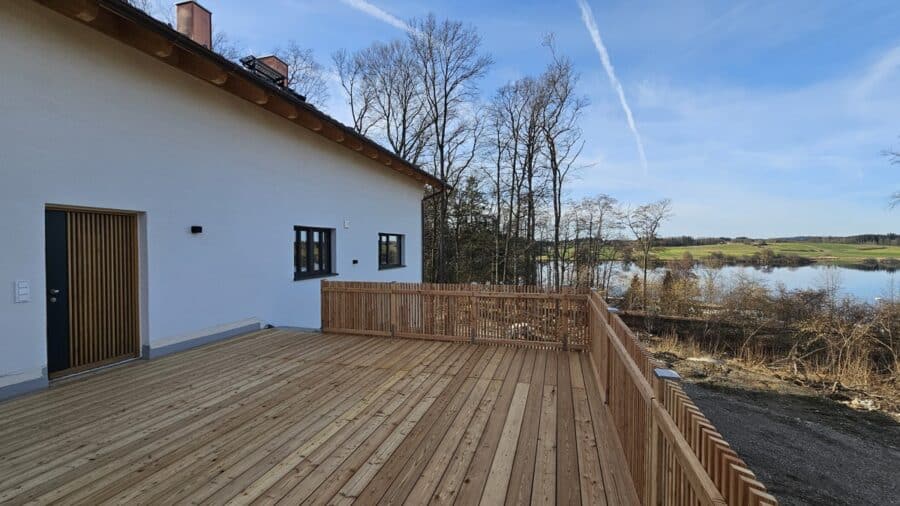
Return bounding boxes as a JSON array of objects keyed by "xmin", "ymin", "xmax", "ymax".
[{"xmin": 45, "ymin": 204, "xmax": 144, "ymax": 378}]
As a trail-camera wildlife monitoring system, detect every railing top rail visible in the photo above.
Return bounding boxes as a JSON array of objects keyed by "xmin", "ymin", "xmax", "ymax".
[{"xmin": 322, "ymin": 279, "xmax": 591, "ymax": 293}]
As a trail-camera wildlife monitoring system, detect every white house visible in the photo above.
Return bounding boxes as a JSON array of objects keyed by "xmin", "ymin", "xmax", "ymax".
[{"xmin": 0, "ymin": 0, "xmax": 444, "ymax": 400}]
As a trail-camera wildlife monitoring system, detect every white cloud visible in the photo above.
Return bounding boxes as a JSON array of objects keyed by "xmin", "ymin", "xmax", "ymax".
[
  {"xmin": 576, "ymin": 0, "xmax": 648, "ymax": 173},
  {"xmin": 338, "ymin": 0, "xmax": 411, "ymax": 33}
]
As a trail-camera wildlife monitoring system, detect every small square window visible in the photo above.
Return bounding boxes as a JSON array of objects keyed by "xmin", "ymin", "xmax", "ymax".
[
  {"xmin": 378, "ymin": 233, "xmax": 404, "ymax": 269},
  {"xmin": 294, "ymin": 226, "xmax": 334, "ymax": 280}
]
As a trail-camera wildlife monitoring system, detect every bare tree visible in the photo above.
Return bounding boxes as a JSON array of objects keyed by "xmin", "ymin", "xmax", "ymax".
[
  {"xmin": 488, "ymin": 76, "xmax": 547, "ymax": 285},
  {"xmin": 521, "ymin": 78, "xmax": 547, "ymax": 284},
  {"xmin": 486, "ymin": 92, "xmax": 512, "ymax": 283},
  {"xmin": 627, "ymin": 199, "xmax": 673, "ymax": 309},
  {"xmin": 333, "ymin": 49, "xmax": 376, "ymax": 135},
  {"xmin": 539, "ymin": 38, "xmax": 588, "ymax": 288},
  {"xmin": 409, "ymin": 14, "xmax": 492, "ymax": 282},
  {"xmin": 486, "ymin": 79, "xmax": 539, "ymax": 283},
  {"xmin": 213, "ymin": 31, "xmax": 244, "ymax": 62},
  {"xmin": 572, "ymin": 195, "xmax": 622, "ymax": 290},
  {"xmin": 361, "ymin": 40, "xmax": 431, "ymax": 164},
  {"xmin": 124, "ymin": 0, "xmax": 174, "ymax": 23},
  {"xmin": 124, "ymin": 0, "xmax": 154, "ymax": 13},
  {"xmin": 273, "ymin": 41, "xmax": 328, "ymax": 104}
]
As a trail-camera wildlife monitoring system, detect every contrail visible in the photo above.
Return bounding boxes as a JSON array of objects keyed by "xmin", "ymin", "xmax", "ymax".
[
  {"xmin": 576, "ymin": 0, "xmax": 648, "ymax": 172},
  {"xmin": 340, "ymin": 0, "xmax": 412, "ymax": 33}
]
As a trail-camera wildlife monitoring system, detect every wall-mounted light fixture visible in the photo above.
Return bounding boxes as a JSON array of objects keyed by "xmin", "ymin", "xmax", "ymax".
[{"xmin": 190, "ymin": 226, "xmax": 203, "ymax": 234}]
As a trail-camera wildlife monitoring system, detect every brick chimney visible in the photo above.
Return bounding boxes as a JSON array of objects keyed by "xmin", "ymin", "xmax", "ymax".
[
  {"xmin": 176, "ymin": 1, "xmax": 212, "ymax": 49},
  {"xmin": 259, "ymin": 56, "xmax": 289, "ymax": 86}
]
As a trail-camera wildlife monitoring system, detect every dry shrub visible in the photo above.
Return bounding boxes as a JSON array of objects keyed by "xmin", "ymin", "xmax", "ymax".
[{"xmin": 630, "ymin": 268, "xmax": 900, "ymax": 400}]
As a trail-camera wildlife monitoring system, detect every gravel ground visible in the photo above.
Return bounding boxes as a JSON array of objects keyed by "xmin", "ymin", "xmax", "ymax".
[{"xmin": 683, "ymin": 381, "xmax": 900, "ymax": 505}]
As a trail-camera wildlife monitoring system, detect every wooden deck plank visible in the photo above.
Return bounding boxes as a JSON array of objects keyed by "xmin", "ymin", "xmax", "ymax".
[
  {"xmin": 301, "ymin": 345, "xmax": 478, "ymax": 505},
  {"xmin": 352, "ymin": 346, "xmax": 492, "ymax": 504},
  {"xmin": 0, "ymin": 330, "xmax": 635, "ymax": 506},
  {"xmin": 505, "ymin": 349, "xmax": 547, "ymax": 505},
  {"xmin": 453, "ymin": 348, "xmax": 532, "ymax": 505},
  {"xmin": 479, "ymin": 381, "xmax": 529, "ymax": 505},
  {"xmin": 78, "ymin": 357, "xmax": 397, "ymax": 505},
  {"xmin": 556, "ymin": 352, "xmax": 581, "ymax": 506},
  {"xmin": 10, "ymin": 337, "xmax": 401, "ymax": 504},
  {"xmin": 0, "ymin": 330, "xmax": 336, "ymax": 451},
  {"xmin": 429, "ymin": 347, "xmax": 523, "ymax": 506},
  {"xmin": 0, "ymin": 328, "xmax": 287, "ymax": 417},
  {"xmin": 0, "ymin": 328, "xmax": 318, "ymax": 422},
  {"xmin": 0, "ymin": 329, "xmax": 310, "ymax": 446},
  {"xmin": 0, "ymin": 331, "xmax": 343, "ymax": 467},
  {"xmin": 264, "ymin": 343, "xmax": 464, "ymax": 504},
  {"xmin": 571, "ymin": 355, "xmax": 608, "ymax": 506},
  {"xmin": 531, "ymin": 353, "xmax": 558, "ymax": 506},
  {"xmin": 0, "ymin": 339, "xmax": 338, "ymax": 500},
  {"xmin": 376, "ymin": 346, "xmax": 504, "ymax": 505},
  {"xmin": 222, "ymin": 341, "xmax": 448, "ymax": 504},
  {"xmin": 581, "ymin": 353, "xmax": 642, "ymax": 506},
  {"xmin": 406, "ymin": 347, "xmax": 513, "ymax": 505},
  {"xmin": 98, "ymin": 340, "xmax": 438, "ymax": 505},
  {"xmin": 219, "ymin": 346, "xmax": 432, "ymax": 503}
]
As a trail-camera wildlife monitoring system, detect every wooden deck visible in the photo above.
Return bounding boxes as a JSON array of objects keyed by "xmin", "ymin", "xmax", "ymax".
[{"xmin": 0, "ymin": 328, "xmax": 639, "ymax": 505}]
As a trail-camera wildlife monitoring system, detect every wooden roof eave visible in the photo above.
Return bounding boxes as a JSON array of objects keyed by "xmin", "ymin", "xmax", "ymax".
[{"xmin": 33, "ymin": 0, "xmax": 446, "ymax": 191}]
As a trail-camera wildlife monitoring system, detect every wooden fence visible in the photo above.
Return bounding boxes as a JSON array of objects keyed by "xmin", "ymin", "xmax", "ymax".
[
  {"xmin": 588, "ymin": 292, "xmax": 778, "ymax": 505},
  {"xmin": 320, "ymin": 281, "xmax": 776, "ymax": 505},
  {"xmin": 321, "ymin": 281, "xmax": 590, "ymax": 349}
]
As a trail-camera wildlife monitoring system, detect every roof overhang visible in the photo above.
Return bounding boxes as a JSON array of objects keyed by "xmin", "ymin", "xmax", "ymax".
[{"xmin": 32, "ymin": 0, "xmax": 446, "ymax": 190}]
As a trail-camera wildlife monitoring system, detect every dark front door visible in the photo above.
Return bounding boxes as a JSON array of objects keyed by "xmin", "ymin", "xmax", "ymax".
[
  {"xmin": 45, "ymin": 210, "xmax": 70, "ymax": 373},
  {"xmin": 44, "ymin": 208, "xmax": 140, "ymax": 376}
]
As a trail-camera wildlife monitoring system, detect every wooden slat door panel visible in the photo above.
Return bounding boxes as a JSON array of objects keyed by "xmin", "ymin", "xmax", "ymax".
[{"xmin": 64, "ymin": 210, "xmax": 139, "ymax": 372}]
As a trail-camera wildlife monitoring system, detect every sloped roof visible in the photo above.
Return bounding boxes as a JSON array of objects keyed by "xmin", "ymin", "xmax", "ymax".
[{"xmin": 33, "ymin": 0, "xmax": 445, "ymax": 190}]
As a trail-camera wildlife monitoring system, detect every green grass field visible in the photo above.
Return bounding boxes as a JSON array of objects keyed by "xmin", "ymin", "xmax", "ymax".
[{"xmin": 653, "ymin": 241, "xmax": 900, "ymax": 267}]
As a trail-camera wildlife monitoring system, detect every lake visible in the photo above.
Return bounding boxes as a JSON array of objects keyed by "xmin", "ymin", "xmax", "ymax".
[{"xmin": 540, "ymin": 263, "xmax": 899, "ymax": 303}]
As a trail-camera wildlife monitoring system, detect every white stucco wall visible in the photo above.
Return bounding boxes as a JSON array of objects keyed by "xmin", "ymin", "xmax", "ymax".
[{"xmin": 0, "ymin": 2, "xmax": 424, "ymax": 389}]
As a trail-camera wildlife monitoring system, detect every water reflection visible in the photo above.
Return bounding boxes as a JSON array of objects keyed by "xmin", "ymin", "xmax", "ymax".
[{"xmin": 537, "ymin": 262, "xmax": 898, "ymax": 303}]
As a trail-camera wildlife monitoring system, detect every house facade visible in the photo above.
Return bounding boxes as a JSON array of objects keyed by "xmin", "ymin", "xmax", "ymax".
[{"xmin": 0, "ymin": 0, "xmax": 442, "ymax": 399}]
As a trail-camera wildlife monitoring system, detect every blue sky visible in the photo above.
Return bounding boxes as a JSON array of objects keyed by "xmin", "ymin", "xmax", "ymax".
[{"xmin": 167, "ymin": 0, "xmax": 899, "ymax": 237}]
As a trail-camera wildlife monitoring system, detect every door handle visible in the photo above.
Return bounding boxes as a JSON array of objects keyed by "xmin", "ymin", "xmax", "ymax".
[{"xmin": 49, "ymin": 289, "xmax": 60, "ymax": 295}]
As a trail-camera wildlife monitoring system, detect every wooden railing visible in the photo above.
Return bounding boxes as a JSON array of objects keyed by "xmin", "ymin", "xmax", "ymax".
[
  {"xmin": 321, "ymin": 281, "xmax": 590, "ymax": 349},
  {"xmin": 320, "ymin": 281, "xmax": 776, "ymax": 505},
  {"xmin": 588, "ymin": 292, "xmax": 778, "ymax": 505}
]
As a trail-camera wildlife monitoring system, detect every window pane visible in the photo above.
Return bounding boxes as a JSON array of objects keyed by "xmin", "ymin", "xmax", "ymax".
[
  {"xmin": 298, "ymin": 230, "xmax": 308, "ymax": 272},
  {"xmin": 388, "ymin": 235, "xmax": 399, "ymax": 265},
  {"xmin": 379, "ymin": 233, "xmax": 402, "ymax": 267},
  {"xmin": 313, "ymin": 239, "xmax": 321, "ymax": 271},
  {"xmin": 322, "ymin": 232, "xmax": 330, "ymax": 272},
  {"xmin": 295, "ymin": 227, "xmax": 333, "ymax": 278}
]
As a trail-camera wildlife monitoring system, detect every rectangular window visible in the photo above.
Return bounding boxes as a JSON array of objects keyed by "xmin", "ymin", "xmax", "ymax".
[
  {"xmin": 378, "ymin": 233, "xmax": 404, "ymax": 269},
  {"xmin": 294, "ymin": 226, "xmax": 334, "ymax": 280}
]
